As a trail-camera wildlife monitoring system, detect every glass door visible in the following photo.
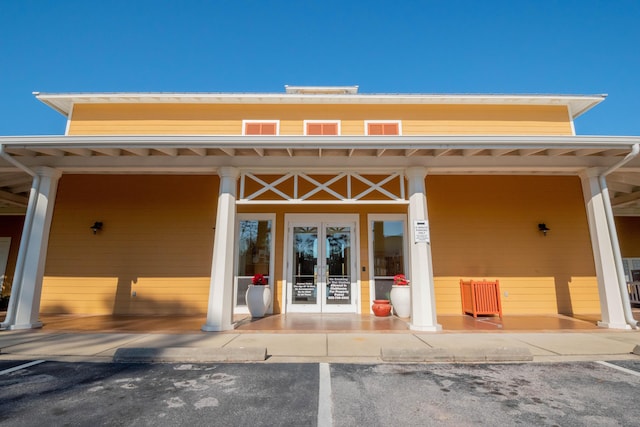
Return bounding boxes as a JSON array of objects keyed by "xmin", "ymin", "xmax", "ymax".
[
  {"xmin": 287, "ymin": 215, "xmax": 357, "ymax": 313},
  {"xmin": 324, "ymin": 225, "xmax": 353, "ymax": 310}
]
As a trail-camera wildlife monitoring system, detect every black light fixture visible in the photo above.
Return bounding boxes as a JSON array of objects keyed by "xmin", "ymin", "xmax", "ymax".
[
  {"xmin": 538, "ymin": 223, "xmax": 550, "ymax": 236},
  {"xmin": 90, "ymin": 221, "xmax": 103, "ymax": 234}
]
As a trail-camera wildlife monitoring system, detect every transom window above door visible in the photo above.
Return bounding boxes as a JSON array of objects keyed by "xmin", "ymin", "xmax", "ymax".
[
  {"xmin": 243, "ymin": 121, "xmax": 279, "ymax": 135},
  {"xmin": 366, "ymin": 121, "xmax": 401, "ymax": 135},
  {"xmin": 305, "ymin": 121, "xmax": 340, "ymax": 135}
]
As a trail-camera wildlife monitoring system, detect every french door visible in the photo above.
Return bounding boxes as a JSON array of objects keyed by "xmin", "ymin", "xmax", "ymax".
[{"xmin": 286, "ymin": 215, "xmax": 358, "ymax": 313}]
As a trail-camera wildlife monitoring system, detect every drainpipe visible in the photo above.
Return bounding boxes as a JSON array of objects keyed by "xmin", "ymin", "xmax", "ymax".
[
  {"xmin": 598, "ymin": 143, "xmax": 640, "ymax": 329},
  {"xmin": 0, "ymin": 144, "xmax": 39, "ymax": 329}
]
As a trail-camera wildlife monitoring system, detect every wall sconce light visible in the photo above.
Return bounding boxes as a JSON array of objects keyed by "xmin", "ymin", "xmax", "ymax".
[
  {"xmin": 90, "ymin": 221, "xmax": 103, "ymax": 234},
  {"xmin": 538, "ymin": 223, "xmax": 550, "ymax": 236}
]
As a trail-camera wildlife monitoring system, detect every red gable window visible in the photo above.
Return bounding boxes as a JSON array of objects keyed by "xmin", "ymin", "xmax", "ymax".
[
  {"xmin": 245, "ymin": 122, "xmax": 277, "ymax": 135},
  {"xmin": 367, "ymin": 123, "xmax": 400, "ymax": 135},
  {"xmin": 306, "ymin": 122, "xmax": 339, "ymax": 135}
]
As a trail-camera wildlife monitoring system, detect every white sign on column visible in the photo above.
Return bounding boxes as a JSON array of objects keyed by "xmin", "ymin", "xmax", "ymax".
[{"xmin": 414, "ymin": 220, "xmax": 430, "ymax": 244}]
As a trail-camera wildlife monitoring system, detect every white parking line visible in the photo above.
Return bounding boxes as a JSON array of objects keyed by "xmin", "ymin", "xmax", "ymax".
[
  {"xmin": 318, "ymin": 362, "xmax": 333, "ymax": 427},
  {"xmin": 597, "ymin": 361, "xmax": 640, "ymax": 377},
  {"xmin": 0, "ymin": 359, "xmax": 46, "ymax": 376}
]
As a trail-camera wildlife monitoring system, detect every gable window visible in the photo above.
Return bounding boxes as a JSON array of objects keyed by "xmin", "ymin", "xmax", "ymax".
[
  {"xmin": 366, "ymin": 121, "xmax": 401, "ymax": 135},
  {"xmin": 305, "ymin": 121, "xmax": 340, "ymax": 135},
  {"xmin": 243, "ymin": 120, "xmax": 279, "ymax": 135}
]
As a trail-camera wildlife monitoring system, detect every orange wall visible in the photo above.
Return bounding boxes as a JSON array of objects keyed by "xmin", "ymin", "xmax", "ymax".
[
  {"xmin": 0, "ymin": 215, "xmax": 25, "ymax": 297},
  {"xmin": 427, "ymin": 175, "xmax": 599, "ymax": 315},
  {"xmin": 41, "ymin": 173, "xmax": 600, "ymax": 317},
  {"xmin": 42, "ymin": 175, "xmax": 217, "ymax": 315},
  {"xmin": 616, "ymin": 217, "xmax": 640, "ymax": 257},
  {"xmin": 68, "ymin": 104, "xmax": 573, "ymax": 136}
]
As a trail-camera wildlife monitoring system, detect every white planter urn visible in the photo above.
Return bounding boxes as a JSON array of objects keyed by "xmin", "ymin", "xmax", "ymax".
[
  {"xmin": 390, "ymin": 285, "xmax": 411, "ymax": 318},
  {"xmin": 246, "ymin": 285, "xmax": 272, "ymax": 318}
]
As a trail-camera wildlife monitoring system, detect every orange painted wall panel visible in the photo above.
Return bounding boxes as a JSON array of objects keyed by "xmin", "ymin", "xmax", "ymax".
[
  {"xmin": 427, "ymin": 175, "xmax": 599, "ymax": 315},
  {"xmin": 42, "ymin": 175, "xmax": 218, "ymax": 315},
  {"xmin": 68, "ymin": 104, "xmax": 573, "ymax": 136},
  {"xmin": 616, "ymin": 217, "xmax": 640, "ymax": 257},
  {"xmin": 41, "ymin": 173, "xmax": 599, "ymax": 317}
]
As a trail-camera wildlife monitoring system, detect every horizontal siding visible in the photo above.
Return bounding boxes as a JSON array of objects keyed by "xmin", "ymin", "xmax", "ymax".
[
  {"xmin": 41, "ymin": 277, "xmax": 118, "ymax": 314},
  {"xmin": 42, "ymin": 174, "xmax": 599, "ymax": 317},
  {"xmin": 428, "ymin": 175, "xmax": 599, "ymax": 316},
  {"xmin": 68, "ymin": 104, "xmax": 572, "ymax": 136},
  {"xmin": 42, "ymin": 175, "xmax": 217, "ymax": 315},
  {"xmin": 435, "ymin": 276, "xmax": 600, "ymax": 315}
]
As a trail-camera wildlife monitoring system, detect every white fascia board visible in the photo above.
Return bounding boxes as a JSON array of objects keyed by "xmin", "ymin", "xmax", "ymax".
[
  {"xmin": 34, "ymin": 92, "xmax": 607, "ymax": 119},
  {"xmin": 1, "ymin": 135, "xmax": 639, "ymax": 152}
]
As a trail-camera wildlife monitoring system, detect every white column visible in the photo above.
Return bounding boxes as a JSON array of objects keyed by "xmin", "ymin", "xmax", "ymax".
[
  {"xmin": 579, "ymin": 169, "xmax": 630, "ymax": 329},
  {"xmin": 405, "ymin": 167, "xmax": 442, "ymax": 331},
  {"xmin": 8, "ymin": 167, "xmax": 62, "ymax": 330},
  {"xmin": 202, "ymin": 167, "xmax": 240, "ymax": 332}
]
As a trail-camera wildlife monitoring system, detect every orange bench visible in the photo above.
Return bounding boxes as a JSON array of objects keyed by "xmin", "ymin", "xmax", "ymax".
[{"xmin": 459, "ymin": 279, "xmax": 503, "ymax": 319}]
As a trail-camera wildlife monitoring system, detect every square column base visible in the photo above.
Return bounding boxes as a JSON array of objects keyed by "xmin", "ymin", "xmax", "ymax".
[
  {"xmin": 410, "ymin": 323, "xmax": 443, "ymax": 332},
  {"xmin": 201, "ymin": 322, "xmax": 238, "ymax": 332},
  {"xmin": 7, "ymin": 321, "xmax": 43, "ymax": 330},
  {"xmin": 597, "ymin": 321, "xmax": 633, "ymax": 330}
]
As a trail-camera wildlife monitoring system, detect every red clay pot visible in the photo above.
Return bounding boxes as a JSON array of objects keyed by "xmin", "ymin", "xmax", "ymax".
[{"xmin": 372, "ymin": 299, "xmax": 392, "ymax": 317}]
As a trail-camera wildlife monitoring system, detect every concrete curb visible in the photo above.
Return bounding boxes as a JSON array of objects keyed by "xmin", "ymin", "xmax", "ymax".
[
  {"xmin": 380, "ymin": 346, "xmax": 533, "ymax": 363},
  {"xmin": 113, "ymin": 347, "xmax": 267, "ymax": 363}
]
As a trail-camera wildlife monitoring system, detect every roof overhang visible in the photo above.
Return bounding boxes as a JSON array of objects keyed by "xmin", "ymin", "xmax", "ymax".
[
  {"xmin": 1, "ymin": 134, "xmax": 638, "ymax": 151},
  {"xmin": 34, "ymin": 92, "xmax": 606, "ymax": 120},
  {"xmin": 1, "ymin": 134, "xmax": 639, "ymax": 214}
]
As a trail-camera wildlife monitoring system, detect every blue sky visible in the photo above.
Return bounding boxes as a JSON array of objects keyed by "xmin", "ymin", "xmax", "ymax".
[{"xmin": 1, "ymin": 0, "xmax": 638, "ymax": 136}]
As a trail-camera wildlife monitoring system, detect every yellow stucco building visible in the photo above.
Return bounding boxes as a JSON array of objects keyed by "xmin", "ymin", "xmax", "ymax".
[{"xmin": 1, "ymin": 86, "xmax": 639, "ymax": 331}]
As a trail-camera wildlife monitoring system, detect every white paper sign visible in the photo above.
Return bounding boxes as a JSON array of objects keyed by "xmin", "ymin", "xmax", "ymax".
[{"xmin": 414, "ymin": 220, "xmax": 430, "ymax": 243}]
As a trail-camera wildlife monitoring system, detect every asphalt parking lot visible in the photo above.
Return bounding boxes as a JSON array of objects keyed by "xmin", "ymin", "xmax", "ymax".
[{"xmin": 1, "ymin": 360, "xmax": 640, "ymax": 426}]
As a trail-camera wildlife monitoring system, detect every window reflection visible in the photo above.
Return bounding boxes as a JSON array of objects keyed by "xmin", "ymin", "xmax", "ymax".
[
  {"xmin": 372, "ymin": 220, "xmax": 405, "ymax": 300},
  {"xmin": 236, "ymin": 220, "xmax": 271, "ymax": 305}
]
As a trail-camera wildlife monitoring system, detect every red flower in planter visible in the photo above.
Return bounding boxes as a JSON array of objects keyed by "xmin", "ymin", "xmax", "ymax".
[
  {"xmin": 252, "ymin": 274, "xmax": 267, "ymax": 286},
  {"xmin": 393, "ymin": 274, "xmax": 410, "ymax": 286}
]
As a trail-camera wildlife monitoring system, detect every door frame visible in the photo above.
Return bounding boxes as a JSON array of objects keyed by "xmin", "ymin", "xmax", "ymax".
[{"xmin": 283, "ymin": 214, "xmax": 360, "ymax": 314}]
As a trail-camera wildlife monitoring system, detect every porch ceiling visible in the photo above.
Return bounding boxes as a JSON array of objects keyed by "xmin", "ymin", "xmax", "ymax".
[{"xmin": 1, "ymin": 135, "xmax": 639, "ymax": 214}]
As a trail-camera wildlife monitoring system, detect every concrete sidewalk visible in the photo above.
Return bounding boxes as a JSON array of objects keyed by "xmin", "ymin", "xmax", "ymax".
[{"xmin": 1, "ymin": 329, "xmax": 640, "ymax": 364}]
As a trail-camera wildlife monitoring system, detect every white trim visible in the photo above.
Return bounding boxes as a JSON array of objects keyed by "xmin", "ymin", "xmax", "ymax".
[
  {"xmin": 568, "ymin": 104, "xmax": 576, "ymax": 136},
  {"xmin": 239, "ymin": 171, "xmax": 406, "ymax": 202},
  {"xmin": 234, "ymin": 214, "xmax": 276, "ymax": 315},
  {"xmin": 2, "ymin": 134, "xmax": 638, "ymax": 149},
  {"xmin": 35, "ymin": 92, "xmax": 606, "ymax": 119},
  {"xmin": 284, "ymin": 214, "xmax": 360, "ymax": 314},
  {"xmin": 304, "ymin": 120, "xmax": 341, "ymax": 136},
  {"xmin": 241, "ymin": 120, "xmax": 280, "ymax": 136},
  {"xmin": 64, "ymin": 105, "xmax": 73, "ymax": 136},
  {"xmin": 364, "ymin": 120, "xmax": 402, "ymax": 136}
]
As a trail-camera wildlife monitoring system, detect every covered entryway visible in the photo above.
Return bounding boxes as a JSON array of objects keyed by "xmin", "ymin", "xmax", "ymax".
[{"xmin": 285, "ymin": 214, "xmax": 358, "ymax": 313}]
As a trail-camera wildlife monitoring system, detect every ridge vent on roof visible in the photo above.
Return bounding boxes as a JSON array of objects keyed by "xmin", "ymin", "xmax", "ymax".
[{"xmin": 284, "ymin": 85, "xmax": 359, "ymax": 95}]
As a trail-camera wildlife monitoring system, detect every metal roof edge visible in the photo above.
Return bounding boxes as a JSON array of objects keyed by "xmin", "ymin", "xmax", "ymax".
[{"xmin": 33, "ymin": 92, "xmax": 608, "ymax": 119}]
